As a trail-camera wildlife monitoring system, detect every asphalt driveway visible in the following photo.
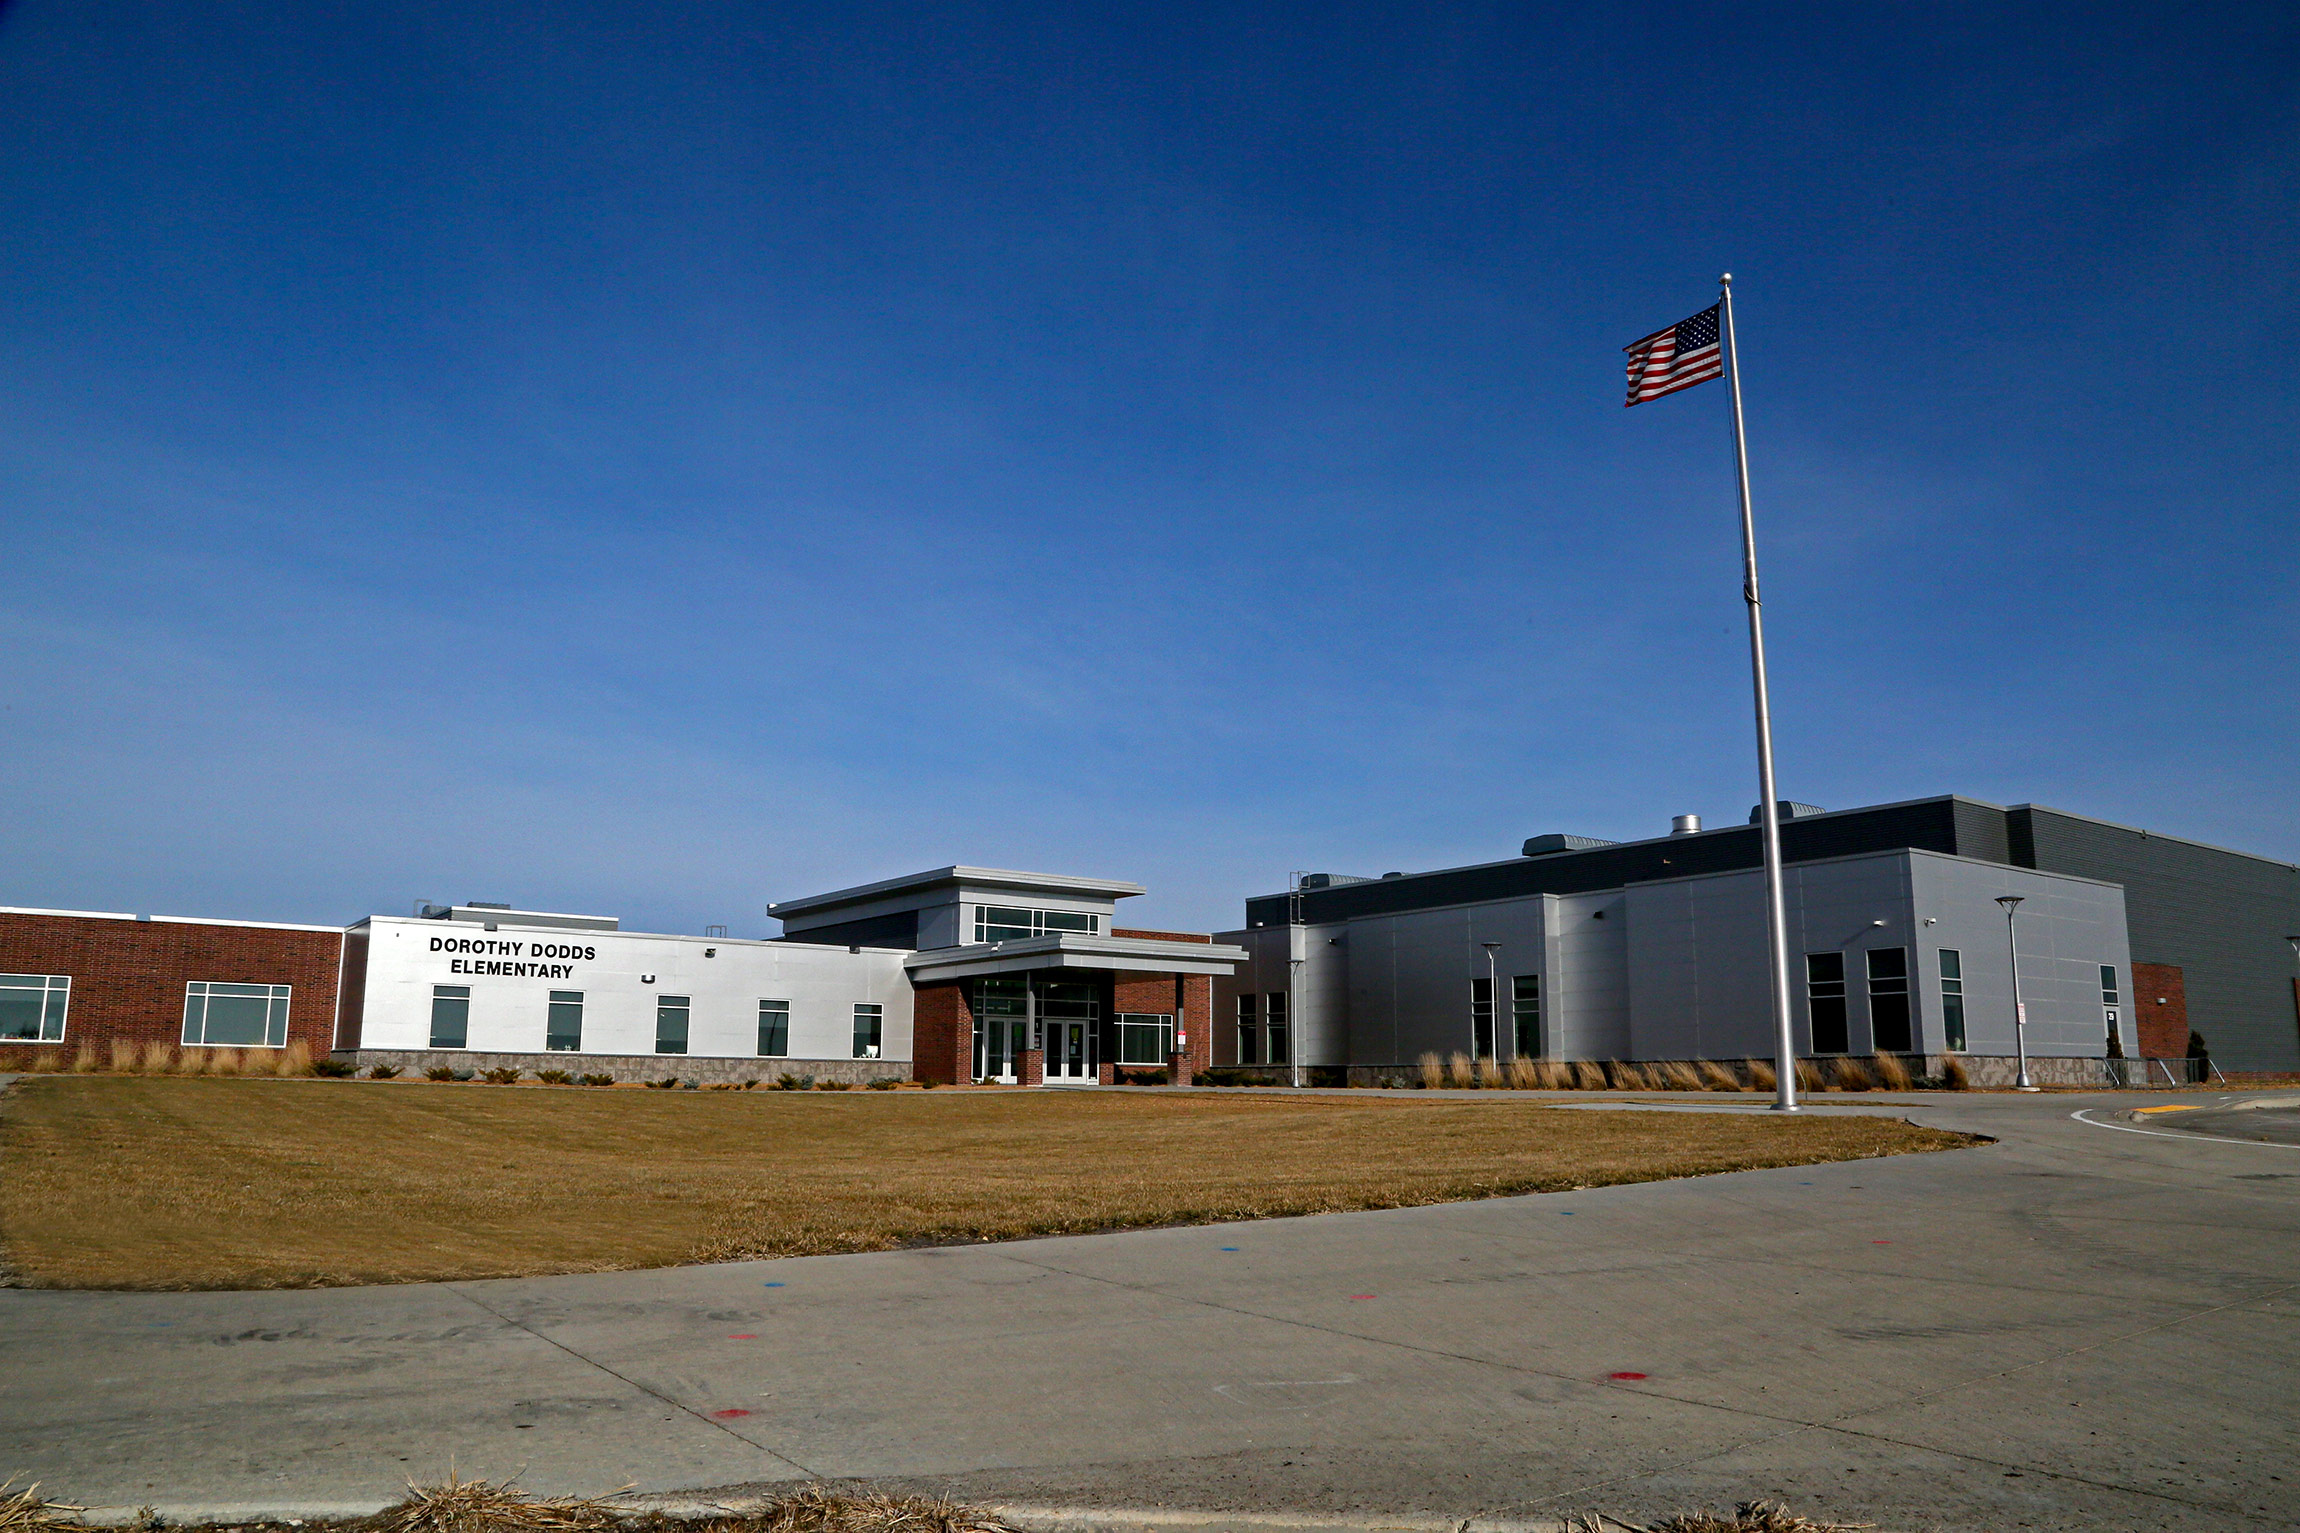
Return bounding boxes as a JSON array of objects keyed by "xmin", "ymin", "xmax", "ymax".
[{"xmin": 2, "ymin": 1088, "xmax": 2295, "ymax": 1532}]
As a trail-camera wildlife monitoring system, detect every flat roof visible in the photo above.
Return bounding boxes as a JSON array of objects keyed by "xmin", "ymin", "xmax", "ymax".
[
  {"xmin": 770, "ymin": 865, "xmax": 1146, "ymax": 918},
  {"xmin": 0, "ymin": 906, "xmax": 347, "ymax": 935}
]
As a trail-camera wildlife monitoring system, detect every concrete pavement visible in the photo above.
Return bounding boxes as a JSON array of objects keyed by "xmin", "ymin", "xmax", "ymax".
[{"xmin": 4, "ymin": 1089, "xmax": 2297, "ymax": 1532}]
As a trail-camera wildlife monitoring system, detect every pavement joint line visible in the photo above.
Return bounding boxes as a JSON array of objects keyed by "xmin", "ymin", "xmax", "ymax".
[
  {"xmin": 55, "ymin": 1503, "xmax": 1561, "ymax": 1533},
  {"xmin": 998, "ymin": 1239, "xmax": 2300, "ymax": 1527},
  {"xmin": 443, "ymin": 1284, "xmax": 822, "ymax": 1480},
  {"xmin": 2069, "ymin": 1108, "xmax": 2300, "ymax": 1150}
]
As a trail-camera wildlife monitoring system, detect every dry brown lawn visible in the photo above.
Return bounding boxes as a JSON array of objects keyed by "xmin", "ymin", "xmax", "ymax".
[{"xmin": 0, "ymin": 1077, "xmax": 1977, "ymax": 1290}]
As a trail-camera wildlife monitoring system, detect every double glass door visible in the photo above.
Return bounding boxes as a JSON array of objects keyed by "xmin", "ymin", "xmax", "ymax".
[
  {"xmin": 1043, "ymin": 1018, "xmax": 1093, "ymax": 1082},
  {"xmin": 969, "ymin": 975, "xmax": 1103, "ymax": 1084}
]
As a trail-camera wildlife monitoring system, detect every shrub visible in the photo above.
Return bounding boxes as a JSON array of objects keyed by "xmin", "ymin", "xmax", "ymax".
[
  {"xmin": 920, "ymin": 1079, "xmax": 938, "ymax": 1089},
  {"xmin": 1571, "ymin": 1059, "xmax": 1607, "ymax": 1090},
  {"xmin": 482, "ymin": 1067, "xmax": 522, "ymax": 1085},
  {"xmin": 1504, "ymin": 1056, "xmax": 1538, "ymax": 1089},
  {"xmin": 210, "ymin": 1048, "xmax": 246, "ymax": 1076},
  {"xmin": 109, "ymin": 1040, "xmax": 139, "ymax": 1073},
  {"xmin": 866, "ymin": 1077, "xmax": 900, "ymax": 1090},
  {"xmin": 363, "ymin": 1062, "xmax": 400, "ymax": 1079},
  {"xmin": 276, "ymin": 1040, "xmax": 315, "ymax": 1078},
  {"xmin": 1697, "ymin": 1058, "xmax": 1741, "ymax": 1091},
  {"xmin": 1606, "ymin": 1060, "xmax": 1652, "ymax": 1090},
  {"xmin": 772, "ymin": 1073, "xmax": 813, "ymax": 1091},
  {"xmin": 311, "ymin": 1058, "xmax": 357, "ymax": 1078},
  {"xmin": 1941, "ymin": 1056, "xmax": 1971, "ymax": 1090},
  {"xmin": 1418, "ymin": 1052, "xmax": 1445, "ymax": 1089},
  {"xmin": 26, "ymin": 1049, "xmax": 64, "ymax": 1073},
  {"xmin": 180, "ymin": 1047, "xmax": 212, "ymax": 1076},
  {"xmin": 644, "ymin": 1077, "xmax": 681, "ymax": 1089},
  {"xmin": 705, "ymin": 1081, "xmax": 745, "ymax": 1091},
  {"xmin": 1794, "ymin": 1059, "xmax": 1825, "ymax": 1092},
  {"xmin": 1115, "ymin": 1067, "xmax": 1171, "ymax": 1086},
  {"xmin": 1871, "ymin": 1053, "xmax": 1912, "ymax": 1090},
  {"xmin": 1307, "ymin": 1066, "xmax": 1351, "ymax": 1088},
  {"xmin": 816, "ymin": 1079, "xmax": 851, "ymax": 1091},
  {"xmin": 1745, "ymin": 1057, "xmax": 1777, "ymax": 1091},
  {"xmin": 1656, "ymin": 1060, "xmax": 1704, "ymax": 1091},
  {"xmin": 140, "ymin": 1039, "xmax": 177, "ymax": 1074},
  {"xmin": 535, "ymin": 1069, "xmax": 573, "ymax": 1085},
  {"xmin": 579, "ymin": 1073, "xmax": 616, "ymax": 1087},
  {"xmin": 71, "ymin": 1046, "xmax": 99, "ymax": 1074},
  {"xmin": 425, "ymin": 1065, "xmax": 457, "ymax": 1082},
  {"xmin": 1473, "ymin": 1055, "xmax": 1507, "ymax": 1088}
]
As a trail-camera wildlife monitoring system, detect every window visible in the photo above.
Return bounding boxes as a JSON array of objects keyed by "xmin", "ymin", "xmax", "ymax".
[
  {"xmin": 546, "ymin": 991, "xmax": 583, "ymax": 1052},
  {"xmin": 0, "ymin": 974, "xmax": 69, "ymax": 1043},
  {"xmin": 758, "ymin": 1000, "xmax": 790, "ymax": 1057},
  {"xmin": 2100, "ymin": 966, "xmax": 2120, "ymax": 1006},
  {"xmin": 1805, "ymin": 953, "xmax": 1848, "ymax": 1053},
  {"xmin": 655, "ymin": 995, "xmax": 690, "ymax": 1055},
  {"xmin": 2100, "ymin": 965, "xmax": 2124, "ymax": 1057},
  {"xmin": 1512, "ymin": 975, "xmax": 1543, "ymax": 1057},
  {"xmin": 1265, "ymin": 992, "xmax": 1289, "ymax": 1064},
  {"xmin": 973, "ymin": 906, "xmax": 1099, "ymax": 942},
  {"xmin": 1117, "ymin": 1012, "xmax": 1174, "ymax": 1065},
  {"xmin": 1938, "ymin": 950, "xmax": 1966, "ymax": 1052},
  {"xmin": 1867, "ymin": 948, "xmax": 1911, "ymax": 1053},
  {"xmin": 1236, "ymin": 993, "xmax": 1260, "ymax": 1064},
  {"xmin": 1470, "ymin": 977, "xmax": 1495, "ymax": 1057},
  {"xmin": 852, "ymin": 1003, "xmax": 883, "ymax": 1059},
  {"xmin": 428, "ymin": 985, "xmax": 470, "ymax": 1049},
  {"xmin": 184, "ymin": 982, "xmax": 291, "ymax": 1048}
]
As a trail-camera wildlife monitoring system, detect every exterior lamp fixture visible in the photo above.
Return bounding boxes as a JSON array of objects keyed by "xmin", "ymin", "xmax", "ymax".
[{"xmin": 1995, "ymin": 896, "xmax": 2036, "ymax": 1091}]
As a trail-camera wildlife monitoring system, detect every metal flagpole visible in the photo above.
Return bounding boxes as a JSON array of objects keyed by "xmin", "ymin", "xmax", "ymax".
[{"xmin": 1719, "ymin": 273, "xmax": 1799, "ymax": 1112}]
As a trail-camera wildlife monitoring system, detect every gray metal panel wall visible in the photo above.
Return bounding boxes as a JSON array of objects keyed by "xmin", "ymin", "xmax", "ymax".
[{"xmin": 2011, "ymin": 806, "xmax": 2300, "ymax": 1070}]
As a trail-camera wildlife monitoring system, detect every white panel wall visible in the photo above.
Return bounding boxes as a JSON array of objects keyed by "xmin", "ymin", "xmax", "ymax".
[{"xmin": 356, "ymin": 917, "xmax": 912, "ymax": 1062}]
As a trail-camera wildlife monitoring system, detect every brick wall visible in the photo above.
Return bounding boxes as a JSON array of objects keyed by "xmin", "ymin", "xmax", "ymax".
[
  {"xmin": 0, "ymin": 911, "xmax": 343, "ymax": 1065},
  {"xmin": 910, "ymin": 981, "xmax": 972, "ymax": 1085},
  {"xmin": 2133, "ymin": 961, "xmax": 2189, "ymax": 1059}
]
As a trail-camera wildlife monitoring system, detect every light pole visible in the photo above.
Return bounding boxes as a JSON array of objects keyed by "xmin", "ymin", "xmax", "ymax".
[
  {"xmin": 1996, "ymin": 895, "xmax": 2037, "ymax": 1091},
  {"xmin": 1480, "ymin": 942, "xmax": 1503, "ymax": 1064},
  {"xmin": 2286, "ymin": 938, "xmax": 2300, "ymax": 1062}
]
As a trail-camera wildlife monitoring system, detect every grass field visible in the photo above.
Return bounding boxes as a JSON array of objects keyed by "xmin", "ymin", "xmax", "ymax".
[{"xmin": 0, "ymin": 1077, "xmax": 1979, "ymax": 1291}]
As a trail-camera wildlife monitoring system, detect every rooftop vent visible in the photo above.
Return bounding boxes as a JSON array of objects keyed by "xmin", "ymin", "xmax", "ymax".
[
  {"xmin": 465, "ymin": 901, "xmax": 512, "ymax": 910},
  {"xmin": 1522, "ymin": 833, "xmax": 1621, "ymax": 857},
  {"xmin": 1299, "ymin": 873, "xmax": 1374, "ymax": 891},
  {"xmin": 1747, "ymin": 802, "xmax": 1827, "ymax": 824},
  {"xmin": 1671, "ymin": 814, "xmax": 1702, "ymax": 836}
]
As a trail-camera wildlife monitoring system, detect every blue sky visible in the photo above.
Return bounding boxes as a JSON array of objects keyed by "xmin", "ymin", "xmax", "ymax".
[{"xmin": 1, "ymin": 2, "xmax": 2294, "ymax": 936}]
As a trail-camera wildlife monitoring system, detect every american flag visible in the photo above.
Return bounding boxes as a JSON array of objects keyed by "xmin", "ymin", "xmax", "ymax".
[{"xmin": 1623, "ymin": 303, "xmax": 1722, "ymax": 406}]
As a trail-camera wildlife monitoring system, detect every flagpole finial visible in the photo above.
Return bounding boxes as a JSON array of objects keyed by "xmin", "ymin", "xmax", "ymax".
[{"xmin": 1720, "ymin": 272, "xmax": 1733, "ymax": 286}]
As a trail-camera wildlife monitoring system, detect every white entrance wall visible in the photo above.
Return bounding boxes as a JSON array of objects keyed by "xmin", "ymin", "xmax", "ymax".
[{"xmin": 348, "ymin": 916, "xmax": 913, "ymax": 1063}]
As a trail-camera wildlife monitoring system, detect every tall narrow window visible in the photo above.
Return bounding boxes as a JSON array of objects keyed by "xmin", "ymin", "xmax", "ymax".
[
  {"xmin": 852, "ymin": 1003, "xmax": 883, "ymax": 1059},
  {"xmin": 546, "ymin": 991, "xmax": 584, "ymax": 1052},
  {"xmin": 1805, "ymin": 953, "xmax": 1848, "ymax": 1054},
  {"xmin": 184, "ymin": 982, "xmax": 292, "ymax": 1048},
  {"xmin": 429, "ymin": 984, "xmax": 470, "ymax": 1049},
  {"xmin": 1265, "ymin": 992, "xmax": 1289, "ymax": 1064},
  {"xmin": 0, "ymin": 974, "xmax": 70, "ymax": 1043},
  {"xmin": 1938, "ymin": 950, "xmax": 1966, "ymax": 1052},
  {"xmin": 2100, "ymin": 965, "xmax": 2124, "ymax": 1058},
  {"xmin": 758, "ymin": 1000, "xmax": 790, "ymax": 1057},
  {"xmin": 1512, "ymin": 975, "xmax": 1543, "ymax": 1057},
  {"xmin": 655, "ymin": 995, "xmax": 690, "ymax": 1055},
  {"xmin": 1236, "ymin": 994, "xmax": 1260, "ymax": 1064},
  {"xmin": 1470, "ymin": 977, "xmax": 1495, "ymax": 1057},
  {"xmin": 1867, "ymin": 948, "xmax": 1911, "ymax": 1053}
]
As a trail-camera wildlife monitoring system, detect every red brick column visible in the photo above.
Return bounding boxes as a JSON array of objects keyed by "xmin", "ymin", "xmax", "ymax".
[
  {"xmin": 909, "ymin": 982, "xmax": 973, "ymax": 1085},
  {"xmin": 2133, "ymin": 962, "xmax": 2188, "ymax": 1059},
  {"xmin": 1019, "ymin": 1048, "xmax": 1044, "ymax": 1086},
  {"xmin": 1179, "ymin": 972, "xmax": 1212, "ymax": 1077}
]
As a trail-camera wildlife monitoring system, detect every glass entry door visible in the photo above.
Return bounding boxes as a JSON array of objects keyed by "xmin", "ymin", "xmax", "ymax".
[{"xmin": 1044, "ymin": 1019, "xmax": 1094, "ymax": 1082}]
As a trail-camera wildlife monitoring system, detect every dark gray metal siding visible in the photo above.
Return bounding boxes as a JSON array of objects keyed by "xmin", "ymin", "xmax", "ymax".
[
  {"xmin": 1245, "ymin": 798, "xmax": 1986, "ymax": 929},
  {"xmin": 772, "ymin": 909, "xmax": 922, "ymax": 951},
  {"xmin": 2010, "ymin": 806, "xmax": 2300, "ymax": 1071}
]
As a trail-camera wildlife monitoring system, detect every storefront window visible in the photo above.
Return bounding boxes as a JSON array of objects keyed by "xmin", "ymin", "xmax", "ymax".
[{"xmin": 184, "ymin": 982, "xmax": 291, "ymax": 1048}]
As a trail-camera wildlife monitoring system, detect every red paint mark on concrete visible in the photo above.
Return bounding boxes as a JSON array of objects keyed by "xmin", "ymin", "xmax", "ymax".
[
  {"xmin": 729, "ymin": 1334, "xmax": 758, "ymax": 1339},
  {"xmin": 1349, "ymin": 1294, "xmax": 1375, "ymax": 1300},
  {"xmin": 711, "ymin": 1408, "xmax": 754, "ymax": 1419},
  {"xmin": 1607, "ymin": 1372, "xmax": 1647, "ymax": 1381}
]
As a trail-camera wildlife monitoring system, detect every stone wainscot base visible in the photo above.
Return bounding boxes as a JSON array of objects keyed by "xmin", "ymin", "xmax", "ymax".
[{"xmin": 338, "ymin": 1049, "xmax": 910, "ymax": 1085}]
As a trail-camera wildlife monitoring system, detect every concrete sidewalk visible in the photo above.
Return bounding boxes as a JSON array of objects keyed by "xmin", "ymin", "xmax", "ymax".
[{"xmin": 3, "ymin": 1091, "xmax": 2297, "ymax": 1532}]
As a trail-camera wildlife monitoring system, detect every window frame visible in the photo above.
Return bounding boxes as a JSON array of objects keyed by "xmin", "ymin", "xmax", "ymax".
[
  {"xmin": 757, "ymin": 999, "xmax": 791, "ymax": 1058},
  {"xmin": 852, "ymin": 1002, "xmax": 883, "ymax": 1059},
  {"xmin": 972, "ymin": 905, "xmax": 1101, "ymax": 943},
  {"xmin": 546, "ymin": 990, "xmax": 584, "ymax": 1052},
  {"xmin": 1866, "ymin": 947, "xmax": 1912, "ymax": 1054},
  {"xmin": 0, "ymin": 973, "xmax": 70, "ymax": 1044},
  {"xmin": 1805, "ymin": 952, "xmax": 1849, "ymax": 1054},
  {"xmin": 1470, "ymin": 976, "xmax": 1495, "ymax": 1057},
  {"xmin": 428, "ymin": 984, "xmax": 470, "ymax": 1050},
  {"xmin": 1511, "ymin": 974, "xmax": 1542, "ymax": 1058},
  {"xmin": 1264, "ymin": 991, "xmax": 1289, "ymax": 1065},
  {"xmin": 182, "ymin": 981, "xmax": 291, "ymax": 1049},
  {"xmin": 1235, "ymin": 993, "xmax": 1260, "ymax": 1064},
  {"xmin": 1115, "ymin": 1012, "xmax": 1175, "ymax": 1065},
  {"xmin": 1938, "ymin": 949, "xmax": 1966, "ymax": 1052},
  {"xmin": 655, "ymin": 995, "xmax": 691, "ymax": 1056}
]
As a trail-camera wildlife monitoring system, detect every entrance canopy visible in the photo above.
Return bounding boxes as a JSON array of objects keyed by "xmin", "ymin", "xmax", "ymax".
[{"xmin": 904, "ymin": 932, "xmax": 1246, "ymax": 984}]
